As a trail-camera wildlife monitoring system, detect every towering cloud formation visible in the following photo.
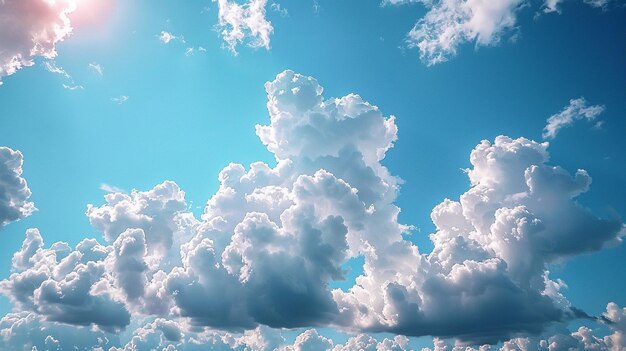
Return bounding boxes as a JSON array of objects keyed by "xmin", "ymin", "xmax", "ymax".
[
  {"xmin": 0, "ymin": 147, "xmax": 35, "ymax": 228},
  {"xmin": 0, "ymin": 71, "xmax": 622, "ymax": 349},
  {"xmin": 0, "ymin": 0, "xmax": 77, "ymax": 84},
  {"xmin": 215, "ymin": 0, "xmax": 273, "ymax": 54}
]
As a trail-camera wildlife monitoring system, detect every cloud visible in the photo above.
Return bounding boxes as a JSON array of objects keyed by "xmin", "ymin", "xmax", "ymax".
[
  {"xmin": 0, "ymin": 312, "xmax": 117, "ymax": 351},
  {"xmin": 100, "ymin": 183, "xmax": 126, "ymax": 193},
  {"xmin": 0, "ymin": 228, "xmax": 130, "ymax": 333},
  {"xmin": 270, "ymin": 2, "xmax": 288, "ymax": 17},
  {"xmin": 89, "ymin": 62, "xmax": 104, "ymax": 75},
  {"xmin": 542, "ymin": 97, "xmax": 605, "ymax": 139},
  {"xmin": 395, "ymin": 0, "xmax": 615, "ymax": 65},
  {"xmin": 0, "ymin": 0, "xmax": 77, "ymax": 85},
  {"xmin": 43, "ymin": 61, "xmax": 71, "ymax": 79},
  {"xmin": 62, "ymin": 83, "xmax": 84, "ymax": 90},
  {"xmin": 44, "ymin": 60, "xmax": 84, "ymax": 90},
  {"xmin": 111, "ymin": 95, "xmax": 130, "ymax": 104},
  {"xmin": 404, "ymin": 0, "xmax": 524, "ymax": 66},
  {"xmin": 215, "ymin": 0, "xmax": 273, "ymax": 54},
  {"xmin": 584, "ymin": 0, "xmax": 611, "ymax": 9},
  {"xmin": 159, "ymin": 31, "xmax": 178, "ymax": 44},
  {"xmin": 0, "ymin": 147, "xmax": 35, "ymax": 228},
  {"xmin": 543, "ymin": 0, "xmax": 562, "ymax": 13},
  {"xmin": 332, "ymin": 134, "xmax": 622, "ymax": 343},
  {"xmin": 0, "ymin": 71, "xmax": 623, "ymax": 347},
  {"xmin": 420, "ymin": 302, "xmax": 626, "ymax": 350}
]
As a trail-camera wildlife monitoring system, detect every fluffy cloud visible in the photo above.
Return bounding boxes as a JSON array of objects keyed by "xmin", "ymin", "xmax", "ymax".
[
  {"xmin": 542, "ymin": 97, "xmax": 605, "ymax": 139},
  {"xmin": 393, "ymin": 0, "xmax": 615, "ymax": 65},
  {"xmin": 0, "ymin": 228, "xmax": 130, "ymax": 333},
  {"xmin": 332, "ymin": 134, "xmax": 622, "ymax": 343},
  {"xmin": 403, "ymin": 0, "xmax": 524, "ymax": 65},
  {"xmin": 0, "ymin": 71, "xmax": 623, "ymax": 348},
  {"xmin": 0, "ymin": 0, "xmax": 77, "ymax": 84},
  {"xmin": 159, "ymin": 31, "xmax": 178, "ymax": 44},
  {"xmin": 0, "ymin": 147, "xmax": 35, "ymax": 228},
  {"xmin": 0, "ymin": 312, "xmax": 117, "ymax": 351},
  {"xmin": 215, "ymin": 0, "xmax": 273, "ymax": 54}
]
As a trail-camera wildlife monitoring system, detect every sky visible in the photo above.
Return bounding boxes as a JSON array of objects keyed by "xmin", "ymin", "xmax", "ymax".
[{"xmin": 0, "ymin": 0, "xmax": 625, "ymax": 350}]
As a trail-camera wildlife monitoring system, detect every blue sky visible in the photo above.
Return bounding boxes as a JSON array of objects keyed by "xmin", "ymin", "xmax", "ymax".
[{"xmin": 0, "ymin": 0, "xmax": 625, "ymax": 350}]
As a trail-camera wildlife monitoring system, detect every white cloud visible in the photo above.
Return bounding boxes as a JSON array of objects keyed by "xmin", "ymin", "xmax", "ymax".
[
  {"xmin": 44, "ymin": 60, "xmax": 84, "ymax": 90},
  {"xmin": 396, "ymin": 0, "xmax": 617, "ymax": 65},
  {"xmin": 0, "ymin": 71, "xmax": 623, "ymax": 348},
  {"xmin": 111, "ymin": 95, "xmax": 130, "ymax": 104},
  {"xmin": 159, "ymin": 31, "xmax": 178, "ymax": 44},
  {"xmin": 215, "ymin": 0, "xmax": 273, "ymax": 54},
  {"xmin": 543, "ymin": 0, "xmax": 562, "ymax": 13},
  {"xmin": 0, "ymin": 0, "xmax": 77, "ymax": 85},
  {"xmin": 100, "ymin": 183, "xmax": 125, "ymax": 193},
  {"xmin": 0, "ymin": 147, "xmax": 35, "ymax": 228},
  {"xmin": 270, "ymin": 2, "xmax": 288, "ymax": 17},
  {"xmin": 89, "ymin": 62, "xmax": 104, "ymax": 75},
  {"xmin": 62, "ymin": 83, "xmax": 84, "ymax": 90},
  {"xmin": 584, "ymin": 0, "xmax": 610, "ymax": 8},
  {"xmin": 405, "ymin": 0, "xmax": 524, "ymax": 66},
  {"xmin": 542, "ymin": 97, "xmax": 605, "ymax": 139},
  {"xmin": 43, "ymin": 61, "xmax": 71, "ymax": 79}
]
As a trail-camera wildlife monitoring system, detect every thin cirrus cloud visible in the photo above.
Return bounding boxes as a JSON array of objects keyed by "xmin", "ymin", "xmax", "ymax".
[
  {"xmin": 0, "ymin": 71, "xmax": 623, "ymax": 350},
  {"xmin": 111, "ymin": 95, "xmax": 130, "ymax": 105},
  {"xmin": 542, "ymin": 97, "xmax": 605, "ymax": 139}
]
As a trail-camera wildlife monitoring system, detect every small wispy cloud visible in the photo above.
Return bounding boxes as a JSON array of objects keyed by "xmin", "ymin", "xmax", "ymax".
[
  {"xmin": 89, "ymin": 62, "xmax": 103, "ymax": 76},
  {"xmin": 270, "ymin": 2, "xmax": 288, "ymax": 17},
  {"xmin": 542, "ymin": 97, "xmax": 605, "ymax": 139},
  {"xmin": 44, "ymin": 61, "xmax": 71, "ymax": 79},
  {"xmin": 44, "ymin": 61, "xmax": 85, "ymax": 91},
  {"xmin": 99, "ymin": 183, "xmax": 126, "ymax": 193},
  {"xmin": 313, "ymin": 0, "xmax": 321, "ymax": 15},
  {"xmin": 185, "ymin": 46, "xmax": 207, "ymax": 56},
  {"xmin": 111, "ymin": 95, "xmax": 129, "ymax": 105},
  {"xmin": 62, "ymin": 84, "xmax": 84, "ymax": 91},
  {"xmin": 159, "ymin": 31, "xmax": 178, "ymax": 44}
]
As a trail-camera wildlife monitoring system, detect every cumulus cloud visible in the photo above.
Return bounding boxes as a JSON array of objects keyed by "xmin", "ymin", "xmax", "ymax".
[
  {"xmin": 215, "ymin": 0, "xmax": 273, "ymax": 54},
  {"xmin": 0, "ymin": 71, "xmax": 623, "ymax": 348},
  {"xmin": 0, "ymin": 0, "xmax": 77, "ymax": 85},
  {"xmin": 542, "ymin": 97, "xmax": 605, "ymax": 139},
  {"xmin": 0, "ymin": 147, "xmax": 35, "ymax": 228},
  {"xmin": 0, "ymin": 228, "xmax": 130, "ymax": 332},
  {"xmin": 0, "ymin": 312, "xmax": 117, "ymax": 351}
]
